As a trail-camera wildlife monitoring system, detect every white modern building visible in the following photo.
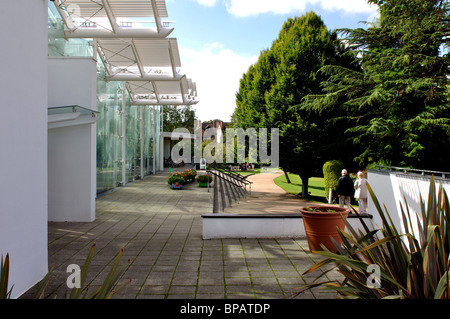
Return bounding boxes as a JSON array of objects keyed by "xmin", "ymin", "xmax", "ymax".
[{"xmin": 0, "ymin": 0, "xmax": 197, "ymax": 298}]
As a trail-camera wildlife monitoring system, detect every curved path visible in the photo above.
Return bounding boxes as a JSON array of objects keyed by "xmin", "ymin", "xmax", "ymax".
[{"xmin": 225, "ymin": 171, "xmax": 313, "ymax": 214}]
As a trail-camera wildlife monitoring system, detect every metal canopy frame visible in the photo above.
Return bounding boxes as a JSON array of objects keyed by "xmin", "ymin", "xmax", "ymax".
[
  {"xmin": 51, "ymin": 0, "xmax": 198, "ymax": 106},
  {"xmin": 52, "ymin": 0, "xmax": 172, "ymax": 37},
  {"xmin": 97, "ymin": 38, "xmax": 180, "ymax": 78}
]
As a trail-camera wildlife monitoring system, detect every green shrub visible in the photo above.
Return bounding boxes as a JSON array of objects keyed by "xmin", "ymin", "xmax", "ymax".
[{"xmin": 322, "ymin": 160, "xmax": 344, "ymax": 202}]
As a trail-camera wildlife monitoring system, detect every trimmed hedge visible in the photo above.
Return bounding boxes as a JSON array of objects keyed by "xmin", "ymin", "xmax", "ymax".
[{"xmin": 323, "ymin": 160, "xmax": 344, "ymax": 202}]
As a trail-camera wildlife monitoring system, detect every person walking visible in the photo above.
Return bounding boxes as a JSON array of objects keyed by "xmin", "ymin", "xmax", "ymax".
[
  {"xmin": 337, "ymin": 169, "xmax": 353, "ymax": 212},
  {"xmin": 354, "ymin": 171, "xmax": 368, "ymax": 214}
]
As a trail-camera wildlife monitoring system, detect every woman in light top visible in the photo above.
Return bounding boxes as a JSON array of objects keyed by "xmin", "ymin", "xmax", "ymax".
[{"xmin": 354, "ymin": 171, "xmax": 368, "ymax": 214}]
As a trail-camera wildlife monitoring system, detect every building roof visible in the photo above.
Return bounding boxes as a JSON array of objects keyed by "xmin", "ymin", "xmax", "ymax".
[
  {"xmin": 97, "ymin": 38, "xmax": 180, "ymax": 77},
  {"xmin": 51, "ymin": 0, "xmax": 197, "ymax": 105},
  {"xmin": 52, "ymin": 0, "xmax": 169, "ymax": 33}
]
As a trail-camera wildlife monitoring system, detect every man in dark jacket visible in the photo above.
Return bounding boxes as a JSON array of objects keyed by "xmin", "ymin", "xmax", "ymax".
[{"xmin": 337, "ymin": 169, "xmax": 353, "ymax": 212}]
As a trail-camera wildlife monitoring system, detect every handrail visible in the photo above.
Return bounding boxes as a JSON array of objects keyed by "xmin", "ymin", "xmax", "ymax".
[
  {"xmin": 207, "ymin": 169, "xmax": 248, "ymax": 213},
  {"xmin": 206, "ymin": 170, "xmax": 245, "ymax": 189},
  {"xmin": 217, "ymin": 168, "xmax": 252, "ymax": 185},
  {"xmin": 216, "ymin": 168, "xmax": 252, "ymax": 194},
  {"xmin": 223, "ymin": 171, "xmax": 247, "ymax": 186},
  {"xmin": 374, "ymin": 165, "xmax": 449, "ymax": 179},
  {"xmin": 220, "ymin": 168, "xmax": 252, "ymax": 179}
]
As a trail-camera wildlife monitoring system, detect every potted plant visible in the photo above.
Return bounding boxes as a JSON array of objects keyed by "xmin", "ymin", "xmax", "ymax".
[
  {"xmin": 299, "ymin": 205, "xmax": 350, "ymax": 252},
  {"xmin": 196, "ymin": 174, "xmax": 213, "ymax": 187},
  {"xmin": 184, "ymin": 168, "xmax": 197, "ymax": 183},
  {"xmin": 168, "ymin": 172, "xmax": 185, "ymax": 189},
  {"xmin": 296, "ymin": 176, "xmax": 450, "ymax": 299}
]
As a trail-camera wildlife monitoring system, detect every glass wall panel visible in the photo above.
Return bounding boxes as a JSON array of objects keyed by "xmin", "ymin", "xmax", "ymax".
[
  {"xmin": 125, "ymin": 102, "xmax": 141, "ymax": 183},
  {"xmin": 96, "ymin": 63, "xmax": 124, "ymax": 194},
  {"xmin": 48, "ymin": 0, "xmax": 165, "ymax": 195},
  {"xmin": 96, "ymin": 86, "xmax": 162, "ymax": 193},
  {"xmin": 48, "ymin": 0, "xmax": 93, "ymax": 57},
  {"xmin": 142, "ymin": 105, "xmax": 154, "ymax": 175},
  {"xmin": 154, "ymin": 105, "xmax": 161, "ymax": 171}
]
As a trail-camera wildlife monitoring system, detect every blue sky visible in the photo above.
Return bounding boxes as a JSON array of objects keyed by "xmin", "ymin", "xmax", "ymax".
[{"xmin": 165, "ymin": 0, "xmax": 379, "ymax": 122}]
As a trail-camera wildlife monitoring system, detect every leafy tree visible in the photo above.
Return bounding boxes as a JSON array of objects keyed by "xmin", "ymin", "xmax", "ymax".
[
  {"xmin": 162, "ymin": 105, "xmax": 196, "ymax": 133},
  {"xmin": 161, "ymin": 105, "xmax": 196, "ymax": 164},
  {"xmin": 303, "ymin": 0, "xmax": 450, "ymax": 171},
  {"xmin": 233, "ymin": 12, "xmax": 359, "ymax": 197},
  {"xmin": 232, "ymin": 49, "xmax": 275, "ymax": 128}
]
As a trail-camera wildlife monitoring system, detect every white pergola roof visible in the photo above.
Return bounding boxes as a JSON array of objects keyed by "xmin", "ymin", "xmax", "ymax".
[
  {"xmin": 52, "ymin": 0, "xmax": 171, "ymax": 36},
  {"xmin": 126, "ymin": 76, "xmax": 197, "ymax": 105},
  {"xmin": 98, "ymin": 38, "xmax": 181, "ymax": 77},
  {"xmin": 51, "ymin": 0, "xmax": 198, "ymax": 105},
  {"xmin": 56, "ymin": 0, "xmax": 168, "ymax": 17}
]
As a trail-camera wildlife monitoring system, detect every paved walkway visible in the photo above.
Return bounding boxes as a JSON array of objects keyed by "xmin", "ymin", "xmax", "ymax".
[
  {"xmin": 225, "ymin": 171, "xmax": 312, "ymax": 214},
  {"xmin": 22, "ymin": 170, "xmax": 341, "ymax": 299}
]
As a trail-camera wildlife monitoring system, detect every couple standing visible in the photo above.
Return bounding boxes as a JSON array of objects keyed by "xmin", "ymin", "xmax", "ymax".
[{"xmin": 337, "ymin": 169, "xmax": 368, "ymax": 214}]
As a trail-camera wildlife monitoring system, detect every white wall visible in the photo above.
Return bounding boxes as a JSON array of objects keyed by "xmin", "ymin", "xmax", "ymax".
[
  {"xmin": 0, "ymin": 0, "xmax": 49, "ymax": 298},
  {"xmin": 48, "ymin": 124, "xmax": 96, "ymax": 221},
  {"xmin": 367, "ymin": 170, "xmax": 450, "ymax": 236},
  {"xmin": 202, "ymin": 214, "xmax": 374, "ymax": 239},
  {"xmin": 48, "ymin": 57, "xmax": 97, "ymax": 222},
  {"xmin": 48, "ymin": 57, "xmax": 97, "ymax": 109},
  {"xmin": 202, "ymin": 214, "xmax": 304, "ymax": 239},
  {"xmin": 366, "ymin": 170, "xmax": 396, "ymax": 231}
]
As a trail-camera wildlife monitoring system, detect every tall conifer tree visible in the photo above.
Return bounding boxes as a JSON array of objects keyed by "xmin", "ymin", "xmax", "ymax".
[
  {"xmin": 303, "ymin": 0, "xmax": 450, "ymax": 170},
  {"xmin": 233, "ymin": 12, "xmax": 358, "ymax": 197}
]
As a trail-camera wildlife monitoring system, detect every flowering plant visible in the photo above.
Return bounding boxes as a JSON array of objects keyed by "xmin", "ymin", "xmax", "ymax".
[
  {"xmin": 196, "ymin": 174, "xmax": 213, "ymax": 183},
  {"xmin": 183, "ymin": 169, "xmax": 197, "ymax": 183},
  {"xmin": 168, "ymin": 172, "xmax": 186, "ymax": 186}
]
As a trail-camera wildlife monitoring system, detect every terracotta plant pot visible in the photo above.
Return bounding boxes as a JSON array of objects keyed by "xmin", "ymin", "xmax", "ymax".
[{"xmin": 299, "ymin": 205, "xmax": 350, "ymax": 252}]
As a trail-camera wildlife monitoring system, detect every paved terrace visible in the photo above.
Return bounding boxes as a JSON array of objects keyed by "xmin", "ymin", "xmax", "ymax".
[{"xmin": 22, "ymin": 170, "xmax": 341, "ymax": 299}]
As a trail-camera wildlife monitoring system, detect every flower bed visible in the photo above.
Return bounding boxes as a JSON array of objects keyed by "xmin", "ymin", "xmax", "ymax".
[
  {"xmin": 167, "ymin": 169, "xmax": 197, "ymax": 189},
  {"xmin": 196, "ymin": 174, "xmax": 213, "ymax": 184},
  {"xmin": 183, "ymin": 168, "xmax": 197, "ymax": 183}
]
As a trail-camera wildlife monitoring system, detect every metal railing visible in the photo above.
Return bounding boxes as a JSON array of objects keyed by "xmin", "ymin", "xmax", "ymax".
[
  {"xmin": 374, "ymin": 165, "xmax": 449, "ymax": 179},
  {"xmin": 216, "ymin": 168, "xmax": 252, "ymax": 193},
  {"xmin": 206, "ymin": 170, "xmax": 248, "ymax": 213}
]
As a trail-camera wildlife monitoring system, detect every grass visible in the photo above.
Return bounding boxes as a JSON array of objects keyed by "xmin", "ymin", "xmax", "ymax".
[
  {"xmin": 236, "ymin": 167, "xmax": 262, "ymax": 175},
  {"xmin": 224, "ymin": 166, "xmax": 278, "ymax": 175},
  {"xmin": 274, "ymin": 173, "xmax": 328, "ymax": 203}
]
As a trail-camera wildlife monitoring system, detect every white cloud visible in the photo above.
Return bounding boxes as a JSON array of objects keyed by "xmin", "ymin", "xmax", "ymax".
[
  {"xmin": 318, "ymin": 0, "xmax": 377, "ymax": 14},
  {"xmin": 195, "ymin": 0, "xmax": 218, "ymax": 7},
  {"xmin": 224, "ymin": 0, "xmax": 377, "ymax": 17},
  {"xmin": 225, "ymin": 0, "xmax": 307, "ymax": 17},
  {"xmin": 179, "ymin": 43, "xmax": 258, "ymax": 122}
]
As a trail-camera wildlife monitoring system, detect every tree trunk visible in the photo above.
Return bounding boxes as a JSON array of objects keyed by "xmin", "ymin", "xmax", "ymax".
[
  {"xmin": 299, "ymin": 175, "xmax": 309, "ymax": 198},
  {"xmin": 283, "ymin": 170, "xmax": 291, "ymax": 183}
]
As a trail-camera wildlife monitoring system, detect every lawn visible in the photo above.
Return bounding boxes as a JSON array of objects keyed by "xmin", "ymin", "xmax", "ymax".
[
  {"xmin": 274, "ymin": 173, "xmax": 328, "ymax": 203},
  {"xmin": 228, "ymin": 166, "xmax": 278, "ymax": 175},
  {"xmin": 236, "ymin": 167, "xmax": 262, "ymax": 175}
]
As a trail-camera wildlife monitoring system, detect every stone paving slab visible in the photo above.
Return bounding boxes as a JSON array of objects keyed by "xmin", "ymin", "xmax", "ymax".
[{"xmin": 21, "ymin": 170, "xmax": 341, "ymax": 299}]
